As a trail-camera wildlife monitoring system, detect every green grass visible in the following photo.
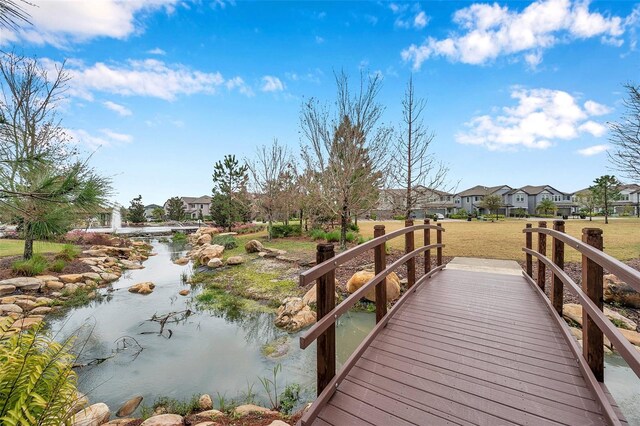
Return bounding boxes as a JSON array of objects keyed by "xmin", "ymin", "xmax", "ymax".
[
  {"xmin": 48, "ymin": 259, "xmax": 66, "ymax": 272},
  {"xmin": 0, "ymin": 239, "xmax": 68, "ymax": 257},
  {"xmin": 54, "ymin": 244, "xmax": 80, "ymax": 261},
  {"xmin": 11, "ymin": 254, "xmax": 48, "ymax": 276},
  {"xmin": 358, "ymin": 218, "xmax": 640, "ymax": 262}
]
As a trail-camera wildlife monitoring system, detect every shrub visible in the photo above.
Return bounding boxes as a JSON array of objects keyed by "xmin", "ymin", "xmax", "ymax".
[
  {"xmin": 0, "ymin": 317, "xmax": 79, "ymax": 425},
  {"xmin": 270, "ymin": 224, "xmax": 302, "ymax": 238},
  {"xmin": 49, "ymin": 259, "xmax": 66, "ymax": 273},
  {"xmin": 348, "ymin": 223, "xmax": 359, "ymax": 232},
  {"xmin": 345, "ymin": 231, "xmax": 357, "ymax": 243},
  {"xmin": 309, "ymin": 229, "xmax": 326, "ymax": 241},
  {"xmin": 325, "ymin": 230, "xmax": 340, "ymax": 242},
  {"xmin": 357, "ymin": 235, "xmax": 371, "ymax": 245},
  {"xmin": 55, "ymin": 244, "xmax": 80, "ymax": 262},
  {"xmin": 171, "ymin": 232, "xmax": 187, "ymax": 243},
  {"xmin": 369, "ymin": 213, "xmax": 377, "ymax": 220},
  {"xmin": 279, "ymin": 383, "xmax": 301, "ymax": 415},
  {"xmin": 146, "ymin": 395, "xmax": 200, "ymax": 417},
  {"xmin": 231, "ymin": 223, "xmax": 265, "ymax": 234},
  {"xmin": 392, "ymin": 215, "xmax": 406, "ymax": 221},
  {"xmin": 12, "ymin": 254, "xmax": 48, "ymax": 276},
  {"xmin": 212, "ymin": 234, "xmax": 238, "ymax": 250}
]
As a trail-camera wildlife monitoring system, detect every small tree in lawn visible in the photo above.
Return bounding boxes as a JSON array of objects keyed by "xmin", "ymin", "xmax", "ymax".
[
  {"xmin": 479, "ymin": 194, "xmax": 502, "ymax": 221},
  {"xmin": 608, "ymin": 83, "xmax": 640, "ymax": 183},
  {"xmin": 212, "ymin": 154, "xmax": 249, "ymax": 231},
  {"xmin": 127, "ymin": 195, "xmax": 146, "ymax": 224},
  {"xmin": 575, "ymin": 190, "xmax": 597, "ymax": 221},
  {"xmin": 537, "ymin": 199, "xmax": 556, "ymax": 216},
  {"xmin": 165, "ymin": 196, "xmax": 186, "ymax": 221},
  {"xmin": 590, "ymin": 175, "xmax": 621, "ymax": 224},
  {"xmin": 246, "ymin": 139, "xmax": 293, "ymax": 240}
]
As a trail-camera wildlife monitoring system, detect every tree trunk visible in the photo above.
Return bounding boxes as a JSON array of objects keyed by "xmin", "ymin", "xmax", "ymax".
[
  {"xmin": 340, "ymin": 201, "xmax": 348, "ymax": 250},
  {"xmin": 23, "ymin": 224, "xmax": 34, "ymax": 260}
]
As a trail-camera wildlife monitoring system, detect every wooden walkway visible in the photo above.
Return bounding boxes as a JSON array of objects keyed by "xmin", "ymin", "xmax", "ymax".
[{"xmin": 310, "ymin": 266, "xmax": 626, "ymax": 425}]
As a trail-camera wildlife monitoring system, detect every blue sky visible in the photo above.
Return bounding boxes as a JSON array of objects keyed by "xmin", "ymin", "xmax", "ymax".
[{"xmin": 2, "ymin": 0, "xmax": 639, "ymax": 205}]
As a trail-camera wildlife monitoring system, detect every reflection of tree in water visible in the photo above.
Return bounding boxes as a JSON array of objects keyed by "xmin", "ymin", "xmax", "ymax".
[{"xmin": 167, "ymin": 241, "xmax": 188, "ymax": 261}]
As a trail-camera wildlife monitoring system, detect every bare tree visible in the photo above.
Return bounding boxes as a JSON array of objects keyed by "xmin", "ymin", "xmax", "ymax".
[
  {"xmin": 300, "ymin": 71, "xmax": 392, "ymax": 248},
  {"xmin": 0, "ymin": 0, "xmax": 32, "ymax": 30},
  {"xmin": 246, "ymin": 139, "xmax": 293, "ymax": 240},
  {"xmin": 391, "ymin": 75, "xmax": 450, "ymax": 218},
  {"xmin": 575, "ymin": 189, "xmax": 597, "ymax": 221},
  {"xmin": 608, "ymin": 83, "xmax": 640, "ymax": 183}
]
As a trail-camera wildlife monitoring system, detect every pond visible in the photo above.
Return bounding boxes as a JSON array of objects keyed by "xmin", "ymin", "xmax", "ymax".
[
  {"xmin": 50, "ymin": 240, "xmax": 640, "ymax": 422},
  {"xmin": 49, "ymin": 240, "xmax": 374, "ymax": 414}
]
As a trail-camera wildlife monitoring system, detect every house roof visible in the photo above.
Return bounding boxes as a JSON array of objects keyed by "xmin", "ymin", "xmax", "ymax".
[
  {"xmin": 457, "ymin": 185, "xmax": 510, "ymax": 197},
  {"xmin": 181, "ymin": 195, "xmax": 212, "ymax": 204},
  {"xmin": 507, "ymin": 185, "xmax": 570, "ymax": 196},
  {"xmin": 145, "ymin": 204, "xmax": 162, "ymax": 209}
]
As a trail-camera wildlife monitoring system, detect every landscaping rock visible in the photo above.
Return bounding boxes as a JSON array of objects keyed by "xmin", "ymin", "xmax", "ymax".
[
  {"xmin": 233, "ymin": 404, "xmax": 277, "ymax": 416},
  {"xmin": 302, "ymin": 283, "xmax": 339, "ymax": 306},
  {"xmin": 186, "ymin": 410, "xmax": 222, "ymax": 424},
  {"xmin": 82, "ymin": 272, "xmax": 103, "ymax": 281},
  {"xmin": 245, "ymin": 239, "xmax": 264, "ymax": 253},
  {"xmin": 179, "ymin": 289, "xmax": 190, "ymax": 296},
  {"xmin": 198, "ymin": 244, "xmax": 225, "ymax": 265},
  {"xmin": 226, "ymin": 256, "xmax": 244, "ymax": 265},
  {"xmin": 604, "ymin": 307, "xmax": 637, "ymax": 330},
  {"xmin": 346, "ymin": 271, "xmax": 401, "ymax": 303},
  {"xmin": 128, "ymin": 282, "xmax": 155, "ymax": 295},
  {"xmin": 72, "ymin": 403, "xmax": 111, "ymax": 426},
  {"xmin": 198, "ymin": 394, "xmax": 213, "ymax": 410},
  {"xmin": 46, "ymin": 281, "xmax": 65, "ymax": 290},
  {"xmin": 120, "ymin": 259, "xmax": 144, "ymax": 270},
  {"xmin": 116, "ymin": 396, "xmax": 143, "ymax": 417},
  {"xmin": 563, "ymin": 303, "xmax": 637, "ymax": 330},
  {"xmin": 0, "ymin": 285, "xmax": 15, "ymax": 296},
  {"xmin": 0, "ymin": 277, "xmax": 42, "ymax": 290},
  {"xmin": 65, "ymin": 283, "xmax": 79, "ymax": 294},
  {"xmin": 140, "ymin": 414, "xmax": 184, "ymax": 426},
  {"xmin": 60, "ymin": 274, "xmax": 85, "ymax": 284},
  {"xmin": 0, "ymin": 304, "xmax": 23, "ymax": 314},
  {"xmin": 604, "ymin": 274, "xmax": 640, "ymax": 308},
  {"xmin": 104, "ymin": 419, "xmax": 138, "ymax": 425},
  {"xmin": 100, "ymin": 273, "xmax": 120, "ymax": 282},
  {"xmin": 207, "ymin": 258, "xmax": 223, "ymax": 268},
  {"xmin": 12, "ymin": 317, "xmax": 42, "ymax": 330},
  {"xmin": 35, "ymin": 275, "xmax": 59, "ymax": 282},
  {"xmin": 268, "ymin": 421, "xmax": 290, "ymax": 426},
  {"xmin": 619, "ymin": 328, "xmax": 640, "ymax": 346},
  {"xmin": 30, "ymin": 306, "xmax": 53, "ymax": 315},
  {"xmin": 83, "ymin": 249, "xmax": 109, "ymax": 257},
  {"xmin": 69, "ymin": 393, "xmax": 90, "ymax": 415},
  {"xmin": 14, "ymin": 299, "xmax": 36, "ymax": 311},
  {"xmin": 275, "ymin": 297, "xmax": 316, "ymax": 332},
  {"xmin": 174, "ymin": 257, "xmax": 190, "ymax": 265},
  {"xmin": 197, "ymin": 234, "xmax": 212, "ymax": 246},
  {"xmin": 562, "ymin": 304, "xmax": 583, "ymax": 326}
]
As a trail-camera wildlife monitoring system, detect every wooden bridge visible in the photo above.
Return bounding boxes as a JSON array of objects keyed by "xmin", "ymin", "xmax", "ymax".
[{"xmin": 297, "ymin": 220, "xmax": 640, "ymax": 425}]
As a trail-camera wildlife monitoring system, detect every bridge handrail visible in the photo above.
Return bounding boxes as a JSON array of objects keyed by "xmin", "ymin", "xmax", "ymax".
[
  {"xmin": 524, "ymin": 247, "xmax": 640, "ymax": 378},
  {"xmin": 300, "ymin": 242, "xmax": 443, "ymax": 348},
  {"xmin": 523, "ymin": 226, "xmax": 640, "ymax": 292},
  {"xmin": 300, "ymin": 223, "xmax": 443, "ymax": 286}
]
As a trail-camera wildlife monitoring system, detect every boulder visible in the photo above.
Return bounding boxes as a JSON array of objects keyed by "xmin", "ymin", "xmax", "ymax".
[
  {"xmin": 619, "ymin": 328, "xmax": 640, "ymax": 346},
  {"xmin": 207, "ymin": 258, "xmax": 223, "ymax": 268},
  {"xmin": 275, "ymin": 297, "xmax": 317, "ymax": 332},
  {"xmin": 268, "ymin": 421, "xmax": 290, "ymax": 426},
  {"xmin": 197, "ymin": 234, "xmax": 212, "ymax": 246},
  {"xmin": 233, "ymin": 404, "xmax": 277, "ymax": 416},
  {"xmin": 140, "ymin": 414, "xmax": 184, "ymax": 426},
  {"xmin": 174, "ymin": 257, "xmax": 190, "ymax": 265},
  {"xmin": 69, "ymin": 392, "xmax": 90, "ymax": 415},
  {"xmin": 198, "ymin": 227, "xmax": 220, "ymax": 237},
  {"xmin": 65, "ymin": 283, "xmax": 79, "ymax": 294},
  {"xmin": 302, "ymin": 283, "xmax": 339, "ymax": 306},
  {"xmin": 198, "ymin": 394, "xmax": 213, "ymax": 410},
  {"xmin": 12, "ymin": 317, "xmax": 42, "ymax": 330},
  {"xmin": 0, "ymin": 277, "xmax": 42, "ymax": 291},
  {"xmin": 14, "ymin": 299, "xmax": 36, "ymax": 311},
  {"xmin": 100, "ymin": 273, "xmax": 120, "ymax": 282},
  {"xmin": 604, "ymin": 274, "xmax": 640, "ymax": 308},
  {"xmin": 83, "ymin": 249, "xmax": 109, "ymax": 257},
  {"xmin": 226, "ymin": 256, "xmax": 244, "ymax": 265},
  {"xmin": 60, "ymin": 274, "xmax": 85, "ymax": 284},
  {"xmin": 30, "ymin": 306, "xmax": 53, "ymax": 315},
  {"xmin": 35, "ymin": 275, "xmax": 59, "ymax": 282},
  {"xmin": 82, "ymin": 272, "xmax": 103, "ymax": 281},
  {"xmin": 562, "ymin": 304, "xmax": 583, "ymax": 326},
  {"xmin": 120, "ymin": 260, "xmax": 144, "ymax": 270},
  {"xmin": 46, "ymin": 281, "xmax": 65, "ymax": 290},
  {"xmin": 72, "ymin": 403, "xmax": 111, "ymax": 426},
  {"xmin": 563, "ymin": 303, "xmax": 637, "ymax": 331},
  {"xmin": 0, "ymin": 285, "xmax": 15, "ymax": 296},
  {"xmin": 185, "ymin": 410, "xmax": 222, "ymax": 424},
  {"xmin": 128, "ymin": 282, "xmax": 155, "ymax": 295},
  {"xmin": 245, "ymin": 239, "xmax": 264, "ymax": 253},
  {"xmin": 179, "ymin": 289, "xmax": 190, "ymax": 296},
  {"xmin": 198, "ymin": 244, "xmax": 225, "ymax": 265},
  {"xmin": 604, "ymin": 307, "xmax": 637, "ymax": 330},
  {"xmin": 346, "ymin": 271, "xmax": 401, "ymax": 303},
  {"xmin": 116, "ymin": 396, "xmax": 143, "ymax": 417},
  {"xmin": 0, "ymin": 304, "xmax": 23, "ymax": 314}
]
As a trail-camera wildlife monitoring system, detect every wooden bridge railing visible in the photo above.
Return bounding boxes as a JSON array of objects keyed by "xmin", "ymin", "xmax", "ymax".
[
  {"xmin": 298, "ymin": 219, "xmax": 445, "ymax": 426},
  {"xmin": 523, "ymin": 221, "xmax": 640, "ymax": 424}
]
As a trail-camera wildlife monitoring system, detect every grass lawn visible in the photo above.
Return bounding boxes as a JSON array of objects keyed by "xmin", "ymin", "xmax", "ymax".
[
  {"xmin": 0, "ymin": 239, "xmax": 67, "ymax": 257},
  {"xmin": 358, "ymin": 218, "xmax": 640, "ymax": 262}
]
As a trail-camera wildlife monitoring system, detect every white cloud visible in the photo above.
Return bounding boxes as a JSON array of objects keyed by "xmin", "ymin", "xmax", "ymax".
[
  {"xmin": 584, "ymin": 100, "xmax": 612, "ymax": 116},
  {"xmin": 456, "ymin": 87, "xmax": 611, "ymax": 151},
  {"xmin": 46, "ymin": 58, "xmax": 247, "ymax": 101},
  {"xmin": 261, "ymin": 76, "xmax": 285, "ymax": 92},
  {"xmin": 414, "ymin": 11, "xmax": 428, "ymax": 29},
  {"xmin": 315, "ymin": 35, "xmax": 325, "ymax": 44},
  {"xmin": 225, "ymin": 76, "xmax": 254, "ymax": 97},
  {"xmin": 147, "ymin": 48, "xmax": 166, "ymax": 55},
  {"xmin": 402, "ymin": 0, "xmax": 630, "ymax": 69},
  {"xmin": 2, "ymin": 0, "xmax": 177, "ymax": 47},
  {"xmin": 103, "ymin": 101, "xmax": 132, "ymax": 116},
  {"xmin": 577, "ymin": 144, "xmax": 609, "ymax": 156},
  {"xmin": 67, "ymin": 128, "xmax": 133, "ymax": 149}
]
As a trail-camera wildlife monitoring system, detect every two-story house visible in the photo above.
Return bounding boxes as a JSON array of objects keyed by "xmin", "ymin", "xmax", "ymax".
[
  {"xmin": 507, "ymin": 185, "xmax": 575, "ymax": 216},
  {"xmin": 456, "ymin": 185, "xmax": 512, "ymax": 216},
  {"xmin": 612, "ymin": 184, "xmax": 640, "ymax": 216},
  {"xmin": 164, "ymin": 196, "xmax": 212, "ymax": 219},
  {"xmin": 372, "ymin": 187, "xmax": 456, "ymax": 219}
]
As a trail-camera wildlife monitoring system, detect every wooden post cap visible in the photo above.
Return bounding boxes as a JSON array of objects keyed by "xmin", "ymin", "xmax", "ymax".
[
  {"xmin": 374, "ymin": 225, "xmax": 385, "ymax": 231},
  {"xmin": 317, "ymin": 243, "xmax": 335, "ymax": 253},
  {"xmin": 553, "ymin": 220, "xmax": 565, "ymax": 226},
  {"xmin": 582, "ymin": 228, "xmax": 603, "ymax": 235},
  {"xmin": 538, "ymin": 221, "xmax": 547, "ymax": 227}
]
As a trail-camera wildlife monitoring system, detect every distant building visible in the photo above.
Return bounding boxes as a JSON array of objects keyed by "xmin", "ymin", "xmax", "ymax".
[
  {"xmin": 163, "ymin": 196, "xmax": 212, "ymax": 219},
  {"xmin": 144, "ymin": 204, "xmax": 163, "ymax": 220},
  {"xmin": 372, "ymin": 186, "xmax": 456, "ymax": 219}
]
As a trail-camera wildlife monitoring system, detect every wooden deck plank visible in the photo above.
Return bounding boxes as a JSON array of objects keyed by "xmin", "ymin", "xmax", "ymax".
[{"xmin": 308, "ymin": 267, "xmax": 620, "ymax": 426}]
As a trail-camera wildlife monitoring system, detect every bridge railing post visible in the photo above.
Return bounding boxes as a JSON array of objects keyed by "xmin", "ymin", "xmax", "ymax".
[
  {"xmin": 525, "ymin": 223, "xmax": 533, "ymax": 278},
  {"xmin": 436, "ymin": 223, "xmax": 443, "ymax": 266},
  {"xmin": 315, "ymin": 243, "xmax": 336, "ymax": 395},
  {"xmin": 424, "ymin": 219, "xmax": 431, "ymax": 273},
  {"xmin": 551, "ymin": 220, "xmax": 565, "ymax": 315},
  {"xmin": 374, "ymin": 225, "xmax": 387, "ymax": 323},
  {"xmin": 405, "ymin": 219, "xmax": 415, "ymax": 288},
  {"xmin": 537, "ymin": 221, "xmax": 547, "ymax": 290},
  {"xmin": 582, "ymin": 228, "xmax": 604, "ymax": 382}
]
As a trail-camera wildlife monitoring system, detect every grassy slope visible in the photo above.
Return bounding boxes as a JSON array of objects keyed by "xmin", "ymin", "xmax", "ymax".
[
  {"xmin": 358, "ymin": 218, "xmax": 640, "ymax": 262},
  {"xmin": 0, "ymin": 239, "xmax": 67, "ymax": 257}
]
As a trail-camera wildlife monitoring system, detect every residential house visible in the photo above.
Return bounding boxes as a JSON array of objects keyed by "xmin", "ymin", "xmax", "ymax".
[
  {"xmin": 372, "ymin": 186, "xmax": 456, "ymax": 219},
  {"xmin": 164, "ymin": 196, "xmax": 212, "ymax": 220},
  {"xmin": 614, "ymin": 184, "xmax": 640, "ymax": 216},
  {"xmin": 508, "ymin": 185, "xmax": 575, "ymax": 216},
  {"xmin": 456, "ymin": 185, "xmax": 512, "ymax": 216}
]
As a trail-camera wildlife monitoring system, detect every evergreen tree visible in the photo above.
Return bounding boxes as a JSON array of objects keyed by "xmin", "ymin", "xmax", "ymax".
[
  {"xmin": 590, "ymin": 175, "xmax": 621, "ymax": 224},
  {"xmin": 212, "ymin": 154, "xmax": 249, "ymax": 230},
  {"xmin": 127, "ymin": 195, "xmax": 146, "ymax": 223},
  {"xmin": 165, "ymin": 196, "xmax": 186, "ymax": 221}
]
